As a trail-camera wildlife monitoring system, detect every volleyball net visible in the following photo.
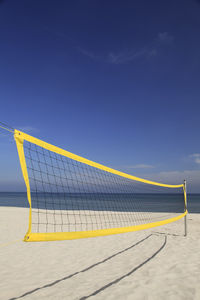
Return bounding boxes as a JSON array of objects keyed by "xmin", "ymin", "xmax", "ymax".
[{"xmin": 14, "ymin": 130, "xmax": 187, "ymax": 242}]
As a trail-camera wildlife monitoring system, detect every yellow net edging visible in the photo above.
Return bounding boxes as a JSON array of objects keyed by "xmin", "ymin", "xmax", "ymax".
[
  {"xmin": 14, "ymin": 130, "xmax": 187, "ymax": 242},
  {"xmin": 26, "ymin": 211, "xmax": 187, "ymax": 242}
]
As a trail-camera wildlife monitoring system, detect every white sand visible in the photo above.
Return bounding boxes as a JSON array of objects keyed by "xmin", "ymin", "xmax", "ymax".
[{"xmin": 0, "ymin": 207, "xmax": 200, "ymax": 300}]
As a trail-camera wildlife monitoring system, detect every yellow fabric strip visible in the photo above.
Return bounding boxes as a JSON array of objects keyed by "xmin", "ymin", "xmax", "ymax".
[
  {"xmin": 14, "ymin": 130, "xmax": 183, "ymax": 188},
  {"xmin": 25, "ymin": 211, "xmax": 187, "ymax": 242},
  {"xmin": 14, "ymin": 133, "xmax": 32, "ymax": 236}
]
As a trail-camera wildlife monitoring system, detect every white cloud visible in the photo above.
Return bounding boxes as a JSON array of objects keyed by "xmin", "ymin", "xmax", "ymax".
[
  {"xmin": 157, "ymin": 32, "xmax": 174, "ymax": 44},
  {"xmin": 189, "ymin": 153, "xmax": 200, "ymax": 164},
  {"xmin": 143, "ymin": 170, "xmax": 200, "ymax": 193},
  {"xmin": 77, "ymin": 32, "xmax": 174, "ymax": 65},
  {"xmin": 48, "ymin": 27, "xmax": 174, "ymax": 65},
  {"xmin": 77, "ymin": 47, "xmax": 157, "ymax": 65},
  {"xmin": 107, "ymin": 32, "xmax": 173, "ymax": 64},
  {"xmin": 108, "ymin": 49, "xmax": 144, "ymax": 64},
  {"xmin": 77, "ymin": 47, "xmax": 100, "ymax": 61},
  {"xmin": 125, "ymin": 164, "xmax": 155, "ymax": 169},
  {"xmin": 107, "ymin": 48, "xmax": 157, "ymax": 64}
]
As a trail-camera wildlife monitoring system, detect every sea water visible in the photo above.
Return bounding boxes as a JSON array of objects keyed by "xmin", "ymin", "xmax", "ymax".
[{"xmin": 0, "ymin": 192, "xmax": 199, "ymax": 213}]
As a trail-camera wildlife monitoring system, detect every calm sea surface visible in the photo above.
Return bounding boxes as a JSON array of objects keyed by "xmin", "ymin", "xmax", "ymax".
[{"xmin": 0, "ymin": 192, "xmax": 199, "ymax": 213}]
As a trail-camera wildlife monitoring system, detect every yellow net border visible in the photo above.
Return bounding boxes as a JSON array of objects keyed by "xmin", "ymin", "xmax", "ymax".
[{"xmin": 14, "ymin": 130, "xmax": 187, "ymax": 242}]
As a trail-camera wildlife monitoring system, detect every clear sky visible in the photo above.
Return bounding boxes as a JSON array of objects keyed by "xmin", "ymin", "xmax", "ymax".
[{"xmin": 0, "ymin": 0, "xmax": 200, "ymax": 192}]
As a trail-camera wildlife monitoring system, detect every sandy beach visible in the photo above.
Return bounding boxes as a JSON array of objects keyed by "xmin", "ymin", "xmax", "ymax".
[{"xmin": 0, "ymin": 207, "xmax": 200, "ymax": 300}]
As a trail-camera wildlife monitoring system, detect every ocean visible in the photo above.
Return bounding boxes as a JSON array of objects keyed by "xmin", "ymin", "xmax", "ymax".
[{"xmin": 0, "ymin": 192, "xmax": 199, "ymax": 213}]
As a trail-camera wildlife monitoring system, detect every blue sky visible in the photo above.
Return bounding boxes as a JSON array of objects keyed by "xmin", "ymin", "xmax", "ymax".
[{"xmin": 0, "ymin": 0, "xmax": 200, "ymax": 192}]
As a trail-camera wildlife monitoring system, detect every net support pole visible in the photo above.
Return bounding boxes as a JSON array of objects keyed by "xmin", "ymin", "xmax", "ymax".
[{"xmin": 184, "ymin": 180, "xmax": 187, "ymax": 237}]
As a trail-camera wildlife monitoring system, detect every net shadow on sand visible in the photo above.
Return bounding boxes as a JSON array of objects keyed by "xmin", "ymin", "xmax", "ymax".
[
  {"xmin": 80, "ymin": 235, "xmax": 167, "ymax": 299},
  {"xmin": 8, "ymin": 234, "xmax": 167, "ymax": 300}
]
